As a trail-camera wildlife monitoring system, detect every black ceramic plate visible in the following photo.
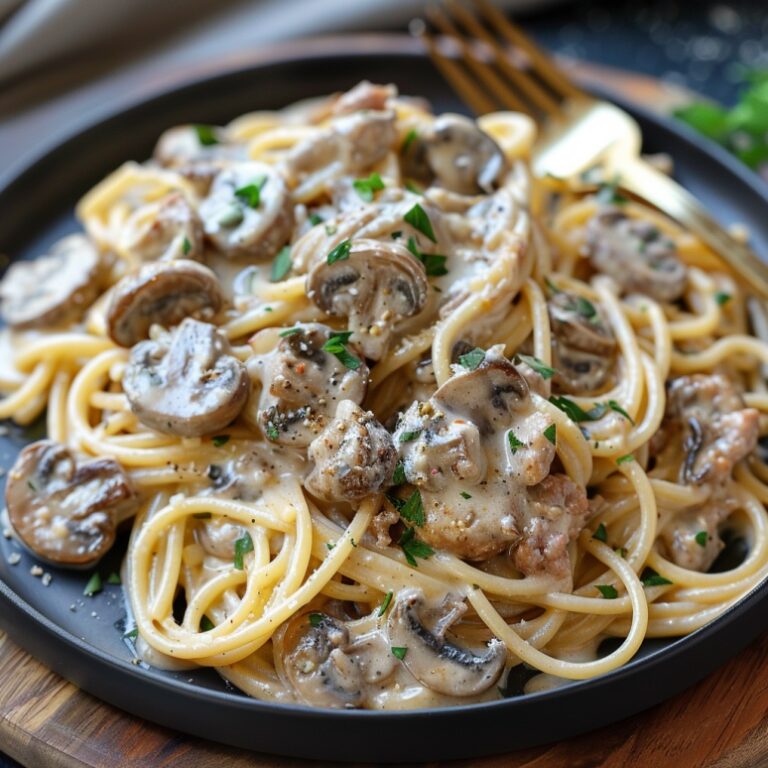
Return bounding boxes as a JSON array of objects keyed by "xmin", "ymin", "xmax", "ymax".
[{"xmin": 1, "ymin": 35, "xmax": 767, "ymax": 764}]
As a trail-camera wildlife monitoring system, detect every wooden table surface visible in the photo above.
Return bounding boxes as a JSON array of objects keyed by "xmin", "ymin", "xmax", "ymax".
[{"xmin": 0, "ymin": 41, "xmax": 763, "ymax": 768}]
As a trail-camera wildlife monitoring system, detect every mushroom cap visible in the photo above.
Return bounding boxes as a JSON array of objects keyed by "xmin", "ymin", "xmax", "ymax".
[
  {"xmin": 305, "ymin": 400, "xmax": 397, "ymax": 502},
  {"xmin": 106, "ymin": 260, "xmax": 224, "ymax": 347},
  {"xmin": 548, "ymin": 291, "xmax": 617, "ymax": 394},
  {"xmin": 403, "ymin": 114, "xmax": 508, "ymax": 195},
  {"xmin": 587, "ymin": 207, "xmax": 688, "ymax": 302},
  {"xmin": 123, "ymin": 318, "xmax": 250, "ymax": 437},
  {"xmin": 199, "ymin": 161, "xmax": 294, "ymax": 260},
  {"xmin": 249, "ymin": 323, "xmax": 369, "ymax": 448},
  {"xmin": 306, "ymin": 238, "xmax": 428, "ymax": 361},
  {"xmin": 387, "ymin": 589, "xmax": 506, "ymax": 696},
  {"xmin": 0, "ymin": 234, "xmax": 103, "ymax": 329},
  {"xmin": 5, "ymin": 440, "xmax": 136, "ymax": 567}
]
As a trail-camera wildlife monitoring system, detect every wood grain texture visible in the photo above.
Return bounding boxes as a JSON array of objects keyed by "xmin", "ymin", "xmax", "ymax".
[{"xmin": 1, "ymin": 629, "xmax": 768, "ymax": 768}]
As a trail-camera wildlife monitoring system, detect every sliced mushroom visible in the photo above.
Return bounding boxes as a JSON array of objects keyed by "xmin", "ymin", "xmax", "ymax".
[
  {"xmin": 106, "ymin": 260, "xmax": 223, "ymax": 347},
  {"xmin": 0, "ymin": 234, "xmax": 103, "ymax": 329},
  {"xmin": 6, "ymin": 440, "xmax": 136, "ymax": 566},
  {"xmin": 548, "ymin": 290, "xmax": 617, "ymax": 394},
  {"xmin": 402, "ymin": 114, "xmax": 507, "ymax": 195},
  {"xmin": 199, "ymin": 162, "xmax": 294, "ymax": 260},
  {"xmin": 277, "ymin": 611, "xmax": 364, "ymax": 708},
  {"xmin": 306, "ymin": 239, "xmax": 428, "ymax": 360},
  {"xmin": 586, "ymin": 207, "xmax": 688, "ymax": 302},
  {"xmin": 248, "ymin": 323, "xmax": 369, "ymax": 447},
  {"xmin": 123, "ymin": 318, "xmax": 249, "ymax": 437},
  {"xmin": 123, "ymin": 192, "xmax": 204, "ymax": 262},
  {"xmin": 331, "ymin": 81, "xmax": 396, "ymax": 116},
  {"xmin": 306, "ymin": 400, "xmax": 396, "ymax": 502},
  {"xmin": 387, "ymin": 589, "xmax": 506, "ymax": 696},
  {"xmin": 654, "ymin": 374, "xmax": 759, "ymax": 485}
]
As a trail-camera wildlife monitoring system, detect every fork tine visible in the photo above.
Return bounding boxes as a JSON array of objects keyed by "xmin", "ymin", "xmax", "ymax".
[
  {"xmin": 473, "ymin": 0, "xmax": 583, "ymax": 101},
  {"xmin": 426, "ymin": 4, "xmax": 530, "ymax": 114},
  {"xmin": 418, "ymin": 25, "xmax": 499, "ymax": 115},
  {"xmin": 443, "ymin": 0, "xmax": 562, "ymax": 119}
]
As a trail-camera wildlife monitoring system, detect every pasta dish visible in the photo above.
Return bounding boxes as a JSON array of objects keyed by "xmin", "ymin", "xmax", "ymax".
[{"xmin": 2, "ymin": 81, "xmax": 767, "ymax": 709}]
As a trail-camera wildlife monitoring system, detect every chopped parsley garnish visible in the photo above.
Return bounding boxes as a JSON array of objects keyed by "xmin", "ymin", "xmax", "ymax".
[
  {"xmin": 200, "ymin": 616, "xmax": 215, "ymax": 632},
  {"xmin": 378, "ymin": 591, "xmax": 394, "ymax": 616},
  {"xmin": 107, "ymin": 572, "xmax": 121, "ymax": 585},
  {"xmin": 308, "ymin": 612, "xmax": 324, "ymax": 627},
  {"xmin": 596, "ymin": 178, "xmax": 627, "ymax": 206},
  {"xmin": 544, "ymin": 277, "xmax": 561, "ymax": 294},
  {"xmin": 596, "ymin": 584, "xmax": 618, "ymax": 599},
  {"xmin": 327, "ymin": 238, "xmax": 352, "ymax": 264},
  {"xmin": 715, "ymin": 291, "xmax": 732, "ymax": 306},
  {"xmin": 695, "ymin": 530, "xmax": 708, "ymax": 547},
  {"xmin": 309, "ymin": 213, "xmax": 324, "ymax": 226},
  {"xmin": 507, "ymin": 430, "xmax": 524, "ymax": 454},
  {"xmin": 398, "ymin": 527, "xmax": 434, "ymax": 567},
  {"xmin": 616, "ymin": 454, "xmax": 634, "ymax": 465},
  {"xmin": 83, "ymin": 573, "xmax": 102, "ymax": 597},
  {"xmin": 324, "ymin": 224, "xmax": 338, "ymax": 235},
  {"xmin": 567, "ymin": 295, "xmax": 598, "ymax": 322},
  {"xmin": 352, "ymin": 172, "xmax": 385, "ymax": 202},
  {"xmin": 593, "ymin": 523, "xmax": 608, "ymax": 543},
  {"xmin": 123, "ymin": 628, "xmax": 138, "ymax": 640},
  {"xmin": 391, "ymin": 646, "xmax": 408, "ymax": 660},
  {"xmin": 405, "ymin": 180, "xmax": 424, "ymax": 195},
  {"xmin": 322, "ymin": 330, "xmax": 362, "ymax": 371},
  {"xmin": 399, "ymin": 429, "xmax": 422, "ymax": 443},
  {"xmin": 641, "ymin": 568, "xmax": 673, "ymax": 587},
  {"xmin": 326, "ymin": 541, "xmax": 335, "ymax": 550},
  {"xmin": 233, "ymin": 532, "xmax": 254, "ymax": 570},
  {"xmin": 516, "ymin": 354, "xmax": 556, "ymax": 380},
  {"xmin": 212, "ymin": 435, "xmax": 230, "ymax": 447},
  {"xmin": 614, "ymin": 546, "xmax": 628, "ymax": 558},
  {"xmin": 543, "ymin": 423, "xmax": 557, "ymax": 445},
  {"xmin": 392, "ymin": 461, "xmax": 406, "ymax": 486},
  {"xmin": 406, "ymin": 236, "xmax": 449, "ymax": 277},
  {"xmin": 460, "ymin": 491, "xmax": 472, "ymax": 500},
  {"xmin": 193, "ymin": 124, "xmax": 219, "ymax": 146},
  {"xmin": 606, "ymin": 400, "xmax": 635, "ymax": 424},
  {"xmin": 266, "ymin": 423, "xmax": 279, "ymax": 441},
  {"xmin": 404, "ymin": 203, "xmax": 437, "ymax": 242},
  {"xmin": 234, "ymin": 175, "xmax": 268, "ymax": 208},
  {"xmin": 270, "ymin": 246, "xmax": 292, "ymax": 282},
  {"xmin": 182, "ymin": 237, "xmax": 191, "ymax": 256},
  {"xmin": 459, "ymin": 347, "xmax": 485, "ymax": 371},
  {"xmin": 398, "ymin": 490, "xmax": 425, "ymax": 527},
  {"xmin": 279, "ymin": 327, "xmax": 301, "ymax": 337},
  {"xmin": 193, "ymin": 512, "xmax": 212, "ymax": 519},
  {"xmin": 401, "ymin": 128, "xmax": 418, "ymax": 152},
  {"xmin": 549, "ymin": 395, "xmax": 603, "ymax": 422}
]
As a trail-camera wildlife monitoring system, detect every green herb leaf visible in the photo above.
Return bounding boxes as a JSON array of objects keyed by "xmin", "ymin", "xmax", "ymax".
[
  {"xmin": 391, "ymin": 646, "xmax": 408, "ymax": 660},
  {"xmin": 182, "ymin": 236, "xmax": 191, "ymax": 256},
  {"xmin": 83, "ymin": 573, "xmax": 102, "ymax": 597},
  {"xmin": 614, "ymin": 546, "xmax": 628, "ymax": 558},
  {"xmin": 516, "ymin": 353, "xmax": 556, "ymax": 380},
  {"xmin": 596, "ymin": 584, "xmax": 618, "ymax": 599},
  {"xmin": 193, "ymin": 124, "xmax": 219, "ymax": 146},
  {"xmin": 406, "ymin": 236, "xmax": 448, "ymax": 277},
  {"xmin": 327, "ymin": 238, "xmax": 352, "ymax": 264},
  {"xmin": 200, "ymin": 616, "xmax": 215, "ymax": 632},
  {"xmin": 695, "ymin": 530, "xmax": 708, "ymax": 547},
  {"xmin": 266, "ymin": 423, "xmax": 279, "ymax": 441},
  {"xmin": 326, "ymin": 541, "xmax": 335, "ymax": 550},
  {"xmin": 404, "ymin": 203, "xmax": 437, "ymax": 242},
  {"xmin": 507, "ymin": 430, "xmax": 525, "ymax": 454},
  {"xmin": 124, "ymin": 628, "xmax": 138, "ymax": 640},
  {"xmin": 459, "ymin": 347, "xmax": 485, "ymax": 371},
  {"xmin": 392, "ymin": 461, "xmax": 406, "ymax": 486},
  {"xmin": 596, "ymin": 178, "xmax": 628, "ymax": 206},
  {"xmin": 270, "ymin": 246, "xmax": 292, "ymax": 282},
  {"xmin": 309, "ymin": 213, "xmax": 324, "ymax": 226},
  {"xmin": 399, "ymin": 429, "xmax": 422, "ymax": 443},
  {"xmin": 607, "ymin": 400, "xmax": 635, "ymax": 425},
  {"xmin": 641, "ymin": 568, "xmax": 673, "ymax": 587},
  {"xmin": 544, "ymin": 277, "xmax": 561, "ymax": 294},
  {"xmin": 405, "ymin": 180, "xmax": 424, "ymax": 195},
  {"xmin": 308, "ymin": 612, "xmax": 324, "ymax": 628},
  {"xmin": 279, "ymin": 327, "xmax": 301, "ymax": 337},
  {"xmin": 593, "ymin": 523, "xmax": 608, "ymax": 543},
  {"xmin": 322, "ymin": 331, "xmax": 362, "ymax": 371},
  {"xmin": 570, "ymin": 296, "xmax": 598, "ymax": 322},
  {"xmin": 460, "ymin": 491, "xmax": 472, "ymax": 500},
  {"xmin": 715, "ymin": 291, "xmax": 732, "ymax": 306},
  {"xmin": 235, "ymin": 175, "xmax": 268, "ymax": 208},
  {"xmin": 325, "ymin": 224, "xmax": 338, "ymax": 235},
  {"xmin": 107, "ymin": 572, "xmax": 121, "ymax": 585},
  {"xmin": 401, "ymin": 129, "xmax": 418, "ymax": 152},
  {"xmin": 616, "ymin": 454, "xmax": 634, "ymax": 465},
  {"xmin": 549, "ymin": 395, "xmax": 602, "ymax": 422},
  {"xmin": 543, "ymin": 423, "xmax": 557, "ymax": 445},
  {"xmin": 398, "ymin": 527, "xmax": 434, "ymax": 567},
  {"xmin": 212, "ymin": 435, "xmax": 230, "ymax": 447},
  {"xmin": 378, "ymin": 591, "xmax": 394, "ymax": 616},
  {"xmin": 399, "ymin": 490, "xmax": 425, "ymax": 527},
  {"xmin": 233, "ymin": 532, "xmax": 254, "ymax": 570},
  {"xmin": 352, "ymin": 172, "xmax": 385, "ymax": 202}
]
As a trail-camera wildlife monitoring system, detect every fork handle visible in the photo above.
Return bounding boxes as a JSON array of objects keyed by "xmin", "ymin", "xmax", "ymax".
[{"xmin": 618, "ymin": 158, "xmax": 768, "ymax": 299}]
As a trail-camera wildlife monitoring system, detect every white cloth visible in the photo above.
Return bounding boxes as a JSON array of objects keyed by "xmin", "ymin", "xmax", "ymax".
[{"xmin": 0, "ymin": 0, "xmax": 557, "ymax": 85}]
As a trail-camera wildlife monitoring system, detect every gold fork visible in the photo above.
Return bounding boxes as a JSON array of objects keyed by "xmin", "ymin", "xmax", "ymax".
[{"xmin": 416, "ymin": 0, "xmax": 768, "ymax": 299}]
